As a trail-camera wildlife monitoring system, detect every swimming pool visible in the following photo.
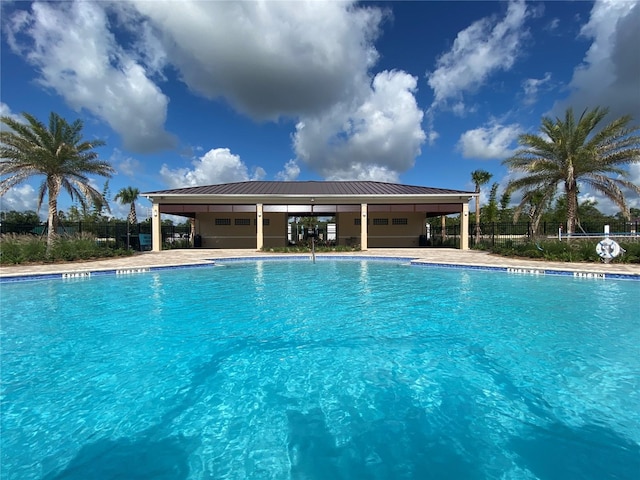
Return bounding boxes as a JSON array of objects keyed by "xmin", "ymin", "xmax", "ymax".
[{"xmin": 1, "ymin": 260, "xmax": 639, "ymax": 479}]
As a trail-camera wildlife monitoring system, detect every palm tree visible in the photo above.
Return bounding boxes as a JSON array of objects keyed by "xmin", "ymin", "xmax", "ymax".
[
  {"xmin": 115, "ymin": 186, "xmax": 140, "ymax": 249},
  {"xmin": 471, "ymin": 169, "xmax": 493, "ymax": 244},
  {"xmin": 115, "ymin": 186, "xmax": 140, "ymax": 225},
  {"xmin": 0, "ymin": 112, "xmax": 114, "ymax": 253},
  {"xmin": 511, "ymin": 185, "xmax": 556, "ymax": 238},
  {"xmin": 503, "ymin": 107, "xmax": 640, "ymax": 234}
]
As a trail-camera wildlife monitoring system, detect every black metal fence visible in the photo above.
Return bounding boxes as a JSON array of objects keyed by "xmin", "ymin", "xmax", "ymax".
[
  {"xmin": 3, "ymin": 219, "xmax": 638, "ymax": 250},
  {"xmin": 0, "ymin": 221, "xmax": 191, "ymax": 250},
  {"xmin": 427, "ymin": 220, "xmax": 640, "ymax": 248}
]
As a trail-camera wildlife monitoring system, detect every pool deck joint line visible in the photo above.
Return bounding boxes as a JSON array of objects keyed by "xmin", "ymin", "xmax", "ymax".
[{"xmin": 1, "ymin": 249, "xmax": 638, "ymax": 282}]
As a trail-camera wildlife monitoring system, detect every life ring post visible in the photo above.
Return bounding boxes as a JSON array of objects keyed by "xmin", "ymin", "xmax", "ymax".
[{"xmin": 596, "ymin": 237, "xmax": 621, "ymax": 263}]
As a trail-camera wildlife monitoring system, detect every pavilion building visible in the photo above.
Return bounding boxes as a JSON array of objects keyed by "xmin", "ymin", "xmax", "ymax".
[{"xmin": 143, "ymin": 181, "xmax": 475, "ymax": 252}]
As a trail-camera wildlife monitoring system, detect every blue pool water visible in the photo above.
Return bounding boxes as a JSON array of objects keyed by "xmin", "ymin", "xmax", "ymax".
[{"xmin": 1, "ymin": 260, "xmax": 639, "ymax": 479}]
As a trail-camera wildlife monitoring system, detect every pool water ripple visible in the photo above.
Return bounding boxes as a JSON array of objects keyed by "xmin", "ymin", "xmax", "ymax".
[{"xmin": 1, "ymin": 260, "xmax": 639, "ymax": 479}]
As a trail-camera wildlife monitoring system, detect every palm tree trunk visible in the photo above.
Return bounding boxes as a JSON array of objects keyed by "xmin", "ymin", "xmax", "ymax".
[
  {"xmin": 566, "ymin": 184, "xmax": 578, "ymax": 235},
  {"xmin": 128, "ymin": 202, "xmax": 137, "ymax": 225},
  {"xmin": 474, "ymin": 192, "xmax": 481, "ymax": 244},
  {"xmin": 46, "ymin": 180, "xmax": 60, "ymax": 255}
]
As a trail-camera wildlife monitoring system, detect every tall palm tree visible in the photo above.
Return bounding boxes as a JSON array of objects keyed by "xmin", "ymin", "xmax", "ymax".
[
  {"xmin": 471, "ymin": 169, "xmax": 493, "ymax": 243},
  {"xmin": 115, "ymin": 186, "xmax": 140, "ymax": 250},
  {"xmin": 503, "ymin": 107, "xmax": 640, "ymax": 234},
  {"xmin": 115, "ymin": 186, "xmax": 140, "ymax": 225},
  {"xmin": 0, "ymin": 112, "xmax": 114, "ymax": 253}
]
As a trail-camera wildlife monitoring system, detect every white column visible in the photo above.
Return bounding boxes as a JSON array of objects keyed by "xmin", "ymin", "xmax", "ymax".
[
  {"xmin": 256, "ymin": 203, "xmax": 264, "ymax": 250},
  {"xmin": 460, "ymin": 202, "xmax": 469, "ymax": 250},
  {"xmin": 152, "ymin": 203, "xmax": 161, "ymax": 252},
  {"xmin": 360, "ymin": 203, "xmax": 368, "ymax": 250}
]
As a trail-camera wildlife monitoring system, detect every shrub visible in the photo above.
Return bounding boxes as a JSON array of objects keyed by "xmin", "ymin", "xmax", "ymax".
[
  {"xmin": 487, "ymin": 238, "xmax": 638, "ymax": 263},
  {"xmin": 262, "ymin": 244, "xmax": 361, "ymax": 253},
  {"xmin": 0, "ymin": 233, "xmax": 133, "ymax": 265}
]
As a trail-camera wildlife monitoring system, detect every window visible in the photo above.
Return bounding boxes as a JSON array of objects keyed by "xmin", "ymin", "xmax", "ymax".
[
  {"xmin": 373, "ymin": 218, "xmax": 388, "ymax": 225},
  {"xmin": 354, "ymin": 219, "xmax": 361, "ymax": 225},
  {"xmin": 253, "ymin": 219, "xmax": 270, "ymax": 225},
  {"xmin": 392, "ymin": 218, "xmax": 408, "ymax": 225},
  {"xmin": 215, "ymin": 218, "xmax": 231, "ymax": 226},
  {"xmin": 235, "ymin": 218, "xmax": 251, "ymax": 226}
]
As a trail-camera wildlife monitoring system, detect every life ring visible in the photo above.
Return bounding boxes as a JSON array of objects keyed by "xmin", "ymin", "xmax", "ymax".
[{"xmin": 596, "ymin": 238, "xmax": 621, "ymax": 260}]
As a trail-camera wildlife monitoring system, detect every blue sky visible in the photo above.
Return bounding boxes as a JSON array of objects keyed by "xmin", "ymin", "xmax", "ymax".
[{"xmin": 1, "ymin": 0, "xmax": 639, "ymax": 220}]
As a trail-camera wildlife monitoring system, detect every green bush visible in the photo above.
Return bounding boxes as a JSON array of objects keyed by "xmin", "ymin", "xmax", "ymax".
[
  {"xmin": 487, "ymin": 238, "xmax": 638, "ymax": 263},
  {"xmin": 262, "ymin": 244, "xmax": 361, "ymax": 253},
  {"xmin": 0, "ymin": 233, "xmax": 133, "ymax": 265}
]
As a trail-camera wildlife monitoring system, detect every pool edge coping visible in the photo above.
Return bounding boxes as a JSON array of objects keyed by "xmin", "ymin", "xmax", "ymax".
[{"xmin": 1, "ymin": 254, "xmax": 638, "ymax": 282}]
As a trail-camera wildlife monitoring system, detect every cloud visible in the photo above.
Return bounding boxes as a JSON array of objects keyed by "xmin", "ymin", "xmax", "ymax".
[
  {"xmin": 108, "ymin": 149, "xmax": 143, "ymax": 178},
  {"xmin": 552, "ymin": 0, "xmax": 640, "ymax": 120},
  {"xmin": 626, "ymin": 163, "xmax": 640, "ymax": 211},
  {"xmin": 522, "ymin": 72, "xmax": 552, "ymax": 105},
  {"xmin": 426, "ymin": 0, "xmax": 529, "ymax": 113},
  {"xmin": 293, "ymin": 70, "xmax": 425, "ymax": 181},
  {"xmin": 159, "ymin": 148, "xmax": 263, "ymax": 188},
  {"xmin": 117, "ymin": 157, "xmax": 143, "ymax": 178},
  {"xmin": 0, "ymin": 184, "xmax": 39, "ymax": 214},
  {"xmin": 276, "ymin": 160, "xmax": 301, "ymax": 181},
  {"xmin": 457, "ymin": 123, "xmax": 521, "ymax": 160},
  {"xmin": 0, "ymin": 102, "xmax": 23, "ymax": 123},
  {"xmin": 545, "ymin": 18, "xmax": 560, "ymax": 32},
  {"xmin": 5, "ymin": 1, "xmax": 176, "ymax": 153},
  {"xmin": 125, "ymin": 0, "xmax": 385, "ymax": 121}
]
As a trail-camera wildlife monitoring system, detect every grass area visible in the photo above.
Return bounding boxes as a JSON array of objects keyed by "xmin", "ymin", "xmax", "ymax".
[
  {"xmin": 480, "ymin": 238, "xmax": 640, "ymax": 264},
  {"xmin": 0, "ymin": 233, "xmax": 134, "ymax": 265}
]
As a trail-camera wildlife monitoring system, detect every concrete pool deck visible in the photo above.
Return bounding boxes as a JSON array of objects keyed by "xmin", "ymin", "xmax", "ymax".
[{"xmin": 1, "ymin": 248, "xmax": 639, "ymax": 280}]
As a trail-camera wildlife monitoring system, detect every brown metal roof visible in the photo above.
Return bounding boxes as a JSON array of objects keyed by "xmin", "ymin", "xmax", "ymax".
[{"xmin": 144, "ymin": 181, "xmax": 472, "ymax": 196}]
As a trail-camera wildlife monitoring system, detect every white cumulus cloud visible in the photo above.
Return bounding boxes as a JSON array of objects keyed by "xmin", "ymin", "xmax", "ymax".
[
  {"xmin": 458, "ymin": 123, "xmax": 521, "ymax": 160},
  {"xmin": 124, "ymin": 0, "xmax": 384, "ymax": 121},
  {"xmin": 276, "ymin": 160, "xmax": 301, "ymax": 181},
  {"xmin": 5, "ymin": 1, "xmax": 176, "ymax": 153},
  {"xmin": 552, "ymin": 0, "xmax": 640, "ymax": 120},
  {"xmin": 293, "ymin": 70, "xmax": 425, "ymax": 181},
  {"xmin": 159, "ymin": 148, "xmax": 264, "ymax": 188},
  {"xmin": 426, "ymin": 0, "xmax": 529, "ymax": 113}
]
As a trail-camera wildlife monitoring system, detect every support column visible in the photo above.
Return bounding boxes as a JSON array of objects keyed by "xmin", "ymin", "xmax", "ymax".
[
  {"xmin": 360, "ymin": 203, "xmax": 368, "ymax": 250},
  {"xmin": 256, "ymin": 203, "xmax": 264, "ymax": 250},
  {"xmin": 152, "ymin": 204, "xmax": 161, "ymax": 252},
  {"xmin": 460, "ymin": 202, "xmax": 469, "ymax": 250}
]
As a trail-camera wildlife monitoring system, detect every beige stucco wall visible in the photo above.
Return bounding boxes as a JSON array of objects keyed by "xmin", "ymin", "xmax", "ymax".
[
  {"xmin": 367, "ymin": 211, "xmax": 424, "ymax": 248},
  {"xmin": 336, "ymin": 213, "xmax": 361, "ymax": 246},
  {"xmin": 263, "ymin": 213, "xmax": 287, "ymax": 248},
  {"xmin": 195, "ymin": 212, "xmax": 256, "ymax": 248},
  {"xmin": 192, "ymin": 209, "xmax": 428, "ymax": 249},
  {"xmin": 335, "ymin": 211, "xmax": 425, "ymax": 247},
  {"xmin": 194, "ymin": 212, "xmax": 289, "ymax": 249}
]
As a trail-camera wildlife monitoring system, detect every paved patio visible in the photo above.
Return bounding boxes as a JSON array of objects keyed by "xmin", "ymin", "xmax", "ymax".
[{"xmin": 1, "ymin": 248, "xmax": 638, "ymax": 279}]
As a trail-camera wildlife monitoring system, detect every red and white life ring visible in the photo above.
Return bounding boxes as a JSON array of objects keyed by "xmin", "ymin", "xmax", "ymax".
[{"xmin": 596, "ymin": 238, "xmax": 621, "ymax": 260}]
